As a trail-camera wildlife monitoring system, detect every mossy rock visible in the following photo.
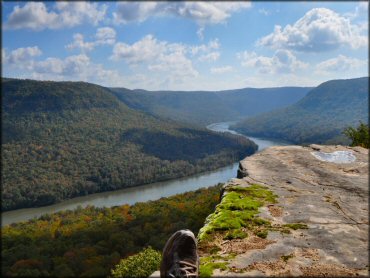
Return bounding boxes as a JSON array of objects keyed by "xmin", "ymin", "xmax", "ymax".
[
  {"xmin": 224, "ymin": 229, "xmax": 248, "ymax": 240},
  {"xmin": 199, "ymin": 261, "xmax": 228, "ymax": 278},
  {"xmin": 283, "ymin": 223, "xmax": 308, "ymax": 230},
  {"xmin": 255, "ymin": 230, "xmax": 268, "ymax": 239},
  {"xmin": 198, "ymin": 184, "xmax": 278, "ymax": 242}
]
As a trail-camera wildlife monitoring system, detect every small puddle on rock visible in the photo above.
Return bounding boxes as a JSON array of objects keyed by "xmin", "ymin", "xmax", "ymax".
[{"xmin": 311, "ymin": 151, "xmax": 356, "ymax": 164}]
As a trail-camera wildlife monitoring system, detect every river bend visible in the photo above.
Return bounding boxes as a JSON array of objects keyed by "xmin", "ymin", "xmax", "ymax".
[{"xmin": 2, "ymin": 122, "xmax": 286, "ymax": 226}]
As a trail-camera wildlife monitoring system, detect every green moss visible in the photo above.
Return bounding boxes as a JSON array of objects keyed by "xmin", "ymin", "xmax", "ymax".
[
  {"xmin": 198, "ymin": 184, "xmax": 277, "ymax": 242},
  {"xmin": 200, "ymin": 256, "xmax": 219, "ymax": 264},
  {"xmin": 224, "ymin": 229, "xmax": 248, "ymax": 240},
  {"xmin": 218, "ymin": 192, "xmax": 262, "ymax": 211},
  {"xmin": 199, "ymin": 261, "xmax": 228, "ymax": 278},
  {"xmin": 200, "ymin": 253, "xmax": 235, "ymax": 265},
  {"xmin": 281, "ymin": 254, "xmax": 294, "ymax": 262},
  {"xmin": 282, "ymin": 223, "xmax": 308, "ymax": 230},
  {"xmin": 199, "ymin": 209, "xmax": 255, "ymax": 240},
  {"xmin": 253, "ymin": 217, "xmax": 271, "ymax": 226},
  {"xmin": 255, "ymin": 230, "xmax": 268, "ymax": 239},
  {"xmin": 224, "ymin": 253, "xmax": 237, "ymax": 260},
  {"xmin": 200, "ymin": 210, "xmax": 245, "ymax": 233},
  {"xmin": 209, "ymin": 246, "xmax": 221, "ymax": 254},
  {"xmin": 199, "ymin": 255, "xmax": 227, "ymax": 277},
  {"xmin": 227, "ymin": 184, "xmax": 278, "ymax": 203}
]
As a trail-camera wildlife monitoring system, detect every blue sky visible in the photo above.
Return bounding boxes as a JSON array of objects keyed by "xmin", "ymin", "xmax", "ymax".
[{"xmin": 2, "ymin": 1, "xmax": 369, "ymax": 90}]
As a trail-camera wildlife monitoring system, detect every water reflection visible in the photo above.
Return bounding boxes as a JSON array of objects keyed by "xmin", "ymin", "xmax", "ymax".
[{"xmin": 207, "ymin": 121, "xmax": 288, "ymax": 152}]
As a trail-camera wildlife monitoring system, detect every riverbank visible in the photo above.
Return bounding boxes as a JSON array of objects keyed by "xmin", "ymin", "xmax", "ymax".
[
  {"xmin": 2, "ymin": 122, "xmax": 287, "ymax": 226},
  {"xmin": 1, "ymin": 163, "xmax": 238, "ymax": 226}
]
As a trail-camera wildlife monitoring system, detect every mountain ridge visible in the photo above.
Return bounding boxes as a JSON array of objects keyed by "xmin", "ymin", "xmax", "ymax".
[
  {"xmin": 111, "ymin": 86, "xmax": 311, "ymax": 126},
  {"xmin": 233, "ymin": 77, "xmax": 369, "ymax": 145},
  {"xmin": 2, "ymin": 78, "xmax": 257, "ymax": 211}
]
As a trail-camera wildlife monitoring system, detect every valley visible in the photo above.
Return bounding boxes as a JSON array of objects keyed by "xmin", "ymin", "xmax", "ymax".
[
  {"xmin": 2, "ymin": 79, "xmax": 257, "ymax": 211},
  {"xmin": 2, "ymin": 76, "xmax": 367, "ymax": 214},
  {"xmin": 1, "ymin": 77, "xmax": 368, "ymax": 278},
  {"xmin": 2, "ymin": 2, "xmax": 368, "ymax": 277},
  {"xmin": 111, "ymin": 86, "xmax": 311, "ymax": 126},
  {"xmin": 2, "ymin": 122, "xmax": 286, "ymax": 226}
]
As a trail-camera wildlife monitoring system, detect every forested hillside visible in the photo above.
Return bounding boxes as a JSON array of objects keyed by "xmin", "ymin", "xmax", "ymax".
[
  {"xmin": 2, "ymin": 79, "xmax": 257, "ymax": 211},
  {"xmin": 111, "ymin": 87, "xmax": 311, "ymax": 126},
  {"xmin": 1, "ymin": 185, "xmax": 222, "ymax": 277},
  {"xmin": 233, "ymin": 77, "xmax": 369, "ymax": 145}
]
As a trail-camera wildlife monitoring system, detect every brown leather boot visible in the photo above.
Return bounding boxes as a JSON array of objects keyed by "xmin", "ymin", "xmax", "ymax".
[{"xmin": 160, "ymin": 230, "xmax": 199, "ymax": 278}]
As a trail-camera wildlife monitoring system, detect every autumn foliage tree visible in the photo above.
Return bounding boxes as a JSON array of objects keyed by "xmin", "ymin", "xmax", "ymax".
[{"xmin": 1, "ymin": 185, "xmax": 222, "ymax": 277}]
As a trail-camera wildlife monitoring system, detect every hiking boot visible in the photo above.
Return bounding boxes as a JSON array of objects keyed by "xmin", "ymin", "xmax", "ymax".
[{"xmin": 160, "ymin": 229, "xmax": 199, "ymax": 278}]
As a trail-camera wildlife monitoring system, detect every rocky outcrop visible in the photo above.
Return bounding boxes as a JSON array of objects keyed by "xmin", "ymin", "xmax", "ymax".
[{"xmin": 198, "ymin": 144, "xmax": 369, "ymax": 277}]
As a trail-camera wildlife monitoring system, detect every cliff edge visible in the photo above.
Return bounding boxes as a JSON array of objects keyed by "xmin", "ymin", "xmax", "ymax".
[{"xmin": 197, "ymin": 144, "xmax": 368, "ymax": 277}]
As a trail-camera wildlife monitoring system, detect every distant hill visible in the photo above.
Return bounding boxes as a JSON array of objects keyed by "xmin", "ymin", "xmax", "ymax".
[
  {"xmin": 233, "ymin": 77, "xmax": 369, "ymax": 145},
  {"xmin": 2, "ymin": 79, "xmax": 257, "ymax": 211},
  {"xmin": 110, "ymin": 87, "xmax": 311, "ymax": 126}
]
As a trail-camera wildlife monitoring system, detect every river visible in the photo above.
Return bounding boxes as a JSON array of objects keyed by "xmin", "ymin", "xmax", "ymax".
[{"xmin": 2, "ymin": 122, "xmax": 287, "ymax": 226}]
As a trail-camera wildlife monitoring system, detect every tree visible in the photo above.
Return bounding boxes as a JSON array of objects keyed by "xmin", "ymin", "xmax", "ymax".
[
  {"xmin": 111, "ymin": 247, "xmax": 161, "ymax": 278},
  {"xmin": 343, "ymin": 122, "xmax": 369, "ymax": 149}
]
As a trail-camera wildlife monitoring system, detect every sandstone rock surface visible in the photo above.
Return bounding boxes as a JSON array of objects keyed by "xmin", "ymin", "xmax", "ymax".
[{"xmin": 199, "ymin": 144, "xmax": 369, "ymax": 277}]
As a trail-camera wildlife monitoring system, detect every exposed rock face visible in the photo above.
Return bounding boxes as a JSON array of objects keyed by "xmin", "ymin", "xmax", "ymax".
[{"xmin": 199, "ymin": 145, "xmax": 369, "ymax": 277}]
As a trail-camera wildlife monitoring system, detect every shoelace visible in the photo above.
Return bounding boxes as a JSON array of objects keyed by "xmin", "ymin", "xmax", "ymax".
[{"xmin": 169, "ymin": 260, "xmax": 198, "ymax": 278}]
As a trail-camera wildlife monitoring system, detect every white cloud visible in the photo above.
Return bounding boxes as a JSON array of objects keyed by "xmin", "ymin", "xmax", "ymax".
[
  {"xmin": 5, "ymin": 2, "xmax": 107, "ymax": 30},
  {"xmin": 54, "ymin": 2, "xmax": 107, "ymax": 26},
  {"xmin": 66, "ymin": 27, "xmax": 116, "ymax": 52},
  {"xmin": 171, "ymin": 2, "xmax": 251, "ymax": 25},
  {"xmin": 198, "ymin": 52, "xmax": 220, "ymax": 62},
  {"xmin": 66, "ymin": 33, "xmax": 95, "ymax": 52},
  {"xmin": 31, "ymin": 54, "xmax": 121, "ymax": 86},
  {"xmin": 358, "ymin": 1, "xmax": 369, "ymax": 13},
  {"xmin": 238, "ymin": 49, "xmax": 307, "ymax": 74},
  {"xmin": 109, "ymin": 34, "xmax": 233, "ymax": 88},
  {"xmin": 113, "ymin": 2, "xmax": 158, "ymax": 24},
  {"xmin": 5, "ymin": 2, "xmax": 58, "ymax": 30},
  {"xmin": 197, "ymin": 27, "xmax": 205, "ymax": 40},
  {"xmin": 33, "ymin": 55, "xmax": 90, "ymax": 76},
  {"xmin": 315, "ymin": 55, "xmax": 367, "ymax": 74},
  {"xmin": 110, "ymin": 35, "xmax": 212, "ymax": 88},
  {"xmin": 111, "ymin": 35, "xmax": 167, "ymax": 63},
  {"xmin": 190, "ymin": 39, "xmax": 219, "ymax": 55},
  {"xmin": 33, "ymin": 57, "xmax": 64, "ymax": 74},
  {"xmin": 148, "ymin": 51, "xmax": 198, "ymax": 79},
  {"xmin": 95, "ymin": 27, "xmax": 116, "ymax": 45},
  {"xmin": 3, "ymin": 47, "xmax": 121, "ymax": 86},
  {"xmin": 111, "ymin": 34, "xmax": 220, "ymax": 64},
  {"xmin": 113, "ymin": 2, "xmax": 251, "ymax": 25},
  {"xmin": 258, "ymin": 8, "xmax": 367, "ymax": 52},
  {"xmin": 211, "ymin": 66, "xmax": 234, "ymax": 74},
  {"xmin": 4, "ymin": 46, "xmax": 42, "ymax": 65},
  {"xmin": 358, "ymin": 1, "xmax": 369, "ymax": 10},
  {"xmin": 110, "ymin": 35, "xmax": 225, "ymax": 85},
  {"xmin": 345, "ymin": 2, "xmax": 369, "ymax": 19}
]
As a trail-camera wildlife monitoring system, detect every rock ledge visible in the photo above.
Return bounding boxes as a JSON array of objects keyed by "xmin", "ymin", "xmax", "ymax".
[{"xmin": 199, "ymin": 144, "xmax": 369, "ymax": 277}]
